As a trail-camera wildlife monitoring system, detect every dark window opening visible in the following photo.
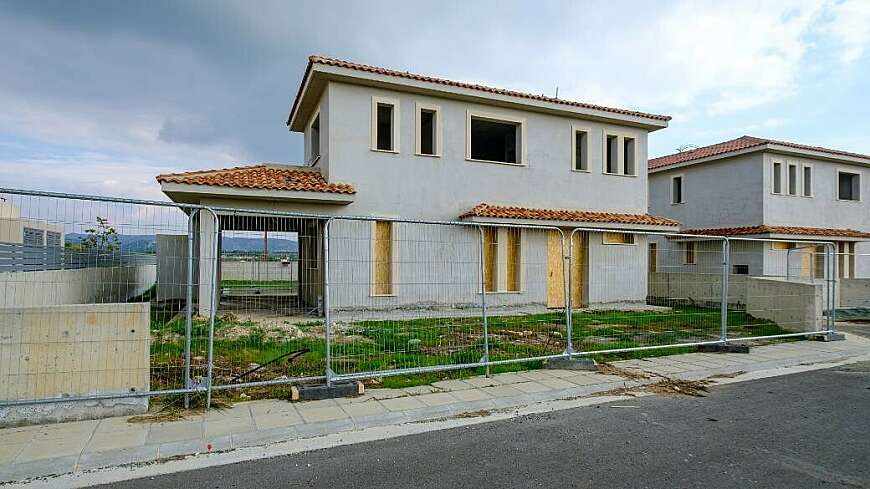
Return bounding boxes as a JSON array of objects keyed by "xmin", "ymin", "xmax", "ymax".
[
  {"xmin": 420, "ymin": 109, "xmax": 435, "ymax": 155},
  {"xmin": 672, "ymin": 176, "xmax": 683, "ymax": 204},
  {"xmin": 310, "ymin": 114, "xmax": 320, "ymax": 161},
  {"xmin": 470, "ymin": 117, "xmax": 519, "ymax": 164},
  {"xmin": 605, "ymin": 135, "xmax": 619, "ymax": 173},
  {"xmin": 623, "ymin": 137, "xmax": 636, "ymax": 175},
  {"xmin": 803, "ymin": 166, "xmax": 812, "ymax": 196},
  {"xmin": 787, "ymin": 164, "xmax": 797, "ymax": 195},
  {"xmin": 773, "ymin": 162, "xmax": 783, "ymax": 193},
  {"xmin": 839, "ymin": 172, "xmax": 860, "ymax": 201},
  {"xmin": 732, "ymin": 264, "xmax": 749, "ymax": 275},
  {"xmin": 376, "ymin": 103, "xmax": 394, "ymax": 151},
  {"xmin": 574, "ymin": 131, "xmax": 588, "ymax": 171}
]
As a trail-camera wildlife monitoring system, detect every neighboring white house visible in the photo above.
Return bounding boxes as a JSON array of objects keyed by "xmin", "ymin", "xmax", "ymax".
[
  {"xmin": 648, "ymin": 136, "xmax": 870, "ymax": 280},
  {"xmin": 158, "ymin": 55, "xmax": 679, "ymax": 315},
  {"xmin": 0, "ymin": 198, "xmax": 64, "ymax": 248}
]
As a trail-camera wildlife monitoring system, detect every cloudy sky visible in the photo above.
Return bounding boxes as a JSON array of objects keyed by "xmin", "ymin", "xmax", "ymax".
[{"xmin": 1, "ymin": 0, "xmax": 868, "ymax": 200}]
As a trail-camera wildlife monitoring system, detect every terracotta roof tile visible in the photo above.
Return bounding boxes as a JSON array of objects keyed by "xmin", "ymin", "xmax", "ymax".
[
  {"xmin": 460, "ymin": 203, "xmax": 680, "ymax": 227},
  {"xmin": 289, "ymin": 56, "xmax": 670, "ymax": 126},
  {"xmin": 156, "ymin": 164, "xmax": 355, "ymax": 194},
  {"xmin": 650, "ymin": 135, "xmax": 870, "ymax": 170},
  {"xmin": 680, "ymin": 225, "xmax": 870, "ymax": 239}
]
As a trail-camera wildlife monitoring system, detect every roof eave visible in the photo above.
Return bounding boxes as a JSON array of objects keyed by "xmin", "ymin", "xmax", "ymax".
[
  {"xmin": 160, "ymin": 182, "xmax": 355, "ymax": 206},
  {"xmin": 289, "ymin": 61, "xmax": 670, "ymax": 133},
  {"xmin": 650, "ymin": 143, "xmax": 870, "ymax": 173},
  {"xmin": 461, "ymin": 215, "xmax": 679, "ymax": 232}
]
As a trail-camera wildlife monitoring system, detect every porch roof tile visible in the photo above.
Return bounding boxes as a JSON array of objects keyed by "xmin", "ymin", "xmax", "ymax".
[
  {"xmin": 459, "ymin": 203, "xmax": 680, "ymax": 227},
  {"xmin": 156, "ymin": 164, "xmax": 356, "ymax": 194},
  {"xmin": 679, "ymin": 225, "xmax": 870, "ymax": 239}
]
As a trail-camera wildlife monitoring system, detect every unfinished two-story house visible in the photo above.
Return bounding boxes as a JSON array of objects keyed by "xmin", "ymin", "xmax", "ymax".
[
  {"xmin": 648, "ymin": 136, "xmax": 870, "ymax": 283},
  {"xmin": 157, "ymin": 56, "xmax": 679, "ymax": 317}
]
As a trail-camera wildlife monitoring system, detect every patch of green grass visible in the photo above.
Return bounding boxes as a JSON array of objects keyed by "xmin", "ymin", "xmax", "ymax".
[{"xmin": 148, "ymin": 305, "xmax": 797, "ymax": 397}]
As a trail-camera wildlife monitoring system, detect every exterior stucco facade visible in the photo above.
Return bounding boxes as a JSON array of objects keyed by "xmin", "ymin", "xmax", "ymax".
[{"xmin": 649, "ymin": 149, "xmax": 870, "ymax": 279}]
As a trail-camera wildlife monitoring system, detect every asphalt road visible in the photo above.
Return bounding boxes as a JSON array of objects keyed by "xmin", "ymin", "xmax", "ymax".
[{"xmin": 103, "ymin": 362, "xmax": 870, "ymax": 489}]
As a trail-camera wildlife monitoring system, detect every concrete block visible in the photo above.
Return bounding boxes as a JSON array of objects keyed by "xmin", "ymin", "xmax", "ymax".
[
  {"xmin": 291, "ymin": 381, "xmax": 363, "ymax": 401},
  {"xmin": 698, "ymin": 344, "xmax": 751, "ymax": 354}
]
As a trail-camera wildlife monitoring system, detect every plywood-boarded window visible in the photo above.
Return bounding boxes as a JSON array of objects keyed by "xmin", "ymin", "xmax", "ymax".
[
  {"xmin": 483, "ymin": 227, "xmax": 498, "ymax": 292},
  {"xmin": 372, "ymin": 221, "xmax": 394, "ymax": 295},
  {"xmin": 814, "ymin": 245, "xmax": 826, "ymax": 279},
  {"xmin": 771, "ymin": 241, "xmax": 796, "ymax": 251},
  {"xmin": 648, "ymin": 242, "xmax": 657, "ymax": 272},
  {"xmin": 603, "ymin": 232, "xmax": 635, "ymax": 245},
  {"xmin": 839, "ymin": 242, "xmax": 855, "ymax": 279},
  {"xmin": 506, "ymin": 228, "xmax": 521, "ymax": 292},
  {"xmin": 684, "ymin": 241, "xmax": 697, "ymax": 265}
]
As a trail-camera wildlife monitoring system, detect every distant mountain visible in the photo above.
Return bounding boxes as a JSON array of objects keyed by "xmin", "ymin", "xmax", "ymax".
[{"xmin": 65, "ymin": 234, "xmax": 298, "ymax": 254}]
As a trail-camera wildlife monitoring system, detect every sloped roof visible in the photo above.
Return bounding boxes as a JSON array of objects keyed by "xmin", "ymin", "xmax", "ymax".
[
  {"xmin": 288, "ymin": 55, "xmax": 671, "ymax": 126},
  {"xmin": 460, "ymin": 203, "xmax": 680, "ymax": 227},
  {"xmin": 649, "ymin": 135, "xmax": 870, "ymax": 170},
  {"xmin": 680, "ymin": 225, "xmax": 870, "ymax": 239},
  {"xmin": 156, "ymin": 164, "xmax": 356, "ymax": 194}
]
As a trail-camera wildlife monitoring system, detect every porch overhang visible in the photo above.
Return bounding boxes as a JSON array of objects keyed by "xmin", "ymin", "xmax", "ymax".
[
  {"xmin": 461, "ymin": 215, "xmax": 679, "ymax": 233},
  {"xmin": 459, "ymin": 203, "xmax": 681, "ymax": 233},
  {"xmin": 160, "ymin": 182, "xmax": 355, "ymax": 206},
  {"xmin": 671, "ymin": 225, "xmax": 870, "ymax": 243}
]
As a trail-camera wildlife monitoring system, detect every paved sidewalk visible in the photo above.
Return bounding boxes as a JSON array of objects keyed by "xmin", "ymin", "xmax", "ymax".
[{"xmin": 2, "ymin": 335, "xmax": 868, "ymax": 484}]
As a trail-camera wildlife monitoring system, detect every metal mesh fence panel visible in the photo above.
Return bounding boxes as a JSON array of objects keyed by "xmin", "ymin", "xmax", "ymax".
[
  {"xmin": 0, "ymin": 191, "xmax": 216, "ymax": 407},
  {"xmin": 727, "ymin": 238, "xmax": 835, "ymax": 338},
  {"xmin": 206, "ymin": 211, "xmax": 326, "ymax": 392},
  {"xmin": 2, "ymin": 186, "xmax": 855, "ymax": 408},
  {"xmin": 570, "ymin": 231, "xmax": 727, "ymax": 354},
  {"xmin": 325, "ymin": 218, "xmax": 488, "ymax": 380}
]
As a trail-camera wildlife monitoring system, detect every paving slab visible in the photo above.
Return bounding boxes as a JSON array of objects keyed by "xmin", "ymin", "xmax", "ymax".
[
  {"xmin": 16, "ymin": 437, "xmax": 87, "ymax": 462},
  {"xmin": 297, "ymin": 405, "xmax": 347, "ymax": 424},
  {"xmin": 86, "ymin": 429, "xmax": 148, "ymax": 453},
  {"xmin": 146, "ymin": 421, "xmax": 203, "ymax": 445},
  {"xmin": 204, "ymin": 416, "xmax": 255, "ymax": 439},
  {"xmin": 340, "ymin": 400, "xmax": 386, "ymax": 418},
  {"xmin": 379, "ymin": 395, "xmax": 427, "ymax": 412},
  {"xmin": 416, "ymin": 392, "xmax": 459, "ymax": 407},
  {"xmin": 449, "ymin": 388, "xmax": 493, "ymax": 402},
  {"xmin": 77, "ymin": 445, "xmax": 158, "ymax": 471},
  {"xmin": 253, "ymin": 411, "xmax": 305, "ymax": 431},
  {"xmin": 430, "ymin": 379, "xmax": 474, "ymax": 391}
]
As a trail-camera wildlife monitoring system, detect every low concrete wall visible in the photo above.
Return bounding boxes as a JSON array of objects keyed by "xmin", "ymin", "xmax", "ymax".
[
  {"xmin": 648, "ymin": 272, "xmax": 748, "ymax": 307},
  {"xmin": 746, "ymin": 277, "xmax": 824, "ymax": 333},
  {"xmin": 839, "ymin": 279, "xmax": 870, "ymax": 308},
  {"xmin": 220, "ymin": 260, "xmax": 298, "ymax": 282},
  {"xmin": 0, "ymin": 265, "xmax": 156, "ymax": 307},
  {"xmin": 0, "ymin": 303, "xmax": 150, "ymax": 426}
]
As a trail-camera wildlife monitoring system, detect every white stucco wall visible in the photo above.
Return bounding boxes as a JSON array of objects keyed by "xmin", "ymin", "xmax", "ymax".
[
  {"xmin": 649, "ymin": 153, "xmax": 764, "ymax": 230},
  {"xmin": 318, "ymin": 81, "xmax": 651, "ymax": 221},
  {"xmin": 326, "ymin": 221, "xmax": 648, "ymax": 313}
]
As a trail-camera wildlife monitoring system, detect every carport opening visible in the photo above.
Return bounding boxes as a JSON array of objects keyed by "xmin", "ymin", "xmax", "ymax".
[{"xmin": 217, "ymin": 215, "xmax": 324, "ymax": 322}]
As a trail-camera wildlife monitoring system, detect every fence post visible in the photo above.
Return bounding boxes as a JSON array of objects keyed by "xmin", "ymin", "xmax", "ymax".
[
  {"xmin": 719, "ymin": 238, "xmax": 730, "ymax": 343},
  {"xmin": 205, "ymin": 208, "xmax": 220, "ymax": 409},
  {"xmin": 827, "ymin": 242, "xmax": 837, "ymax": 334},
  {"xmin": 564, "ymin": 229, "xmax": 574, "ymax": 357},
  {"xmin": 476, "ymin": 225, "xmax": 490, "ymax": 377},
  {"xmin": 324, "ymin": 218, "xmax": 333, "ymax": 386},
  {"xmin": 183, "ymin": 209, "xmax": 198, "ymax": 409}
]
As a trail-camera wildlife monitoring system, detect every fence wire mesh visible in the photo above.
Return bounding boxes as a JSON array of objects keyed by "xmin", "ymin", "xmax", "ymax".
[
  {"xmin": 0, "ymin": 191, "xmax": 216, "ymax": 406},
  {"xmin": 0, "ymin": 188, "xmax": 854, "ymax": 411}
]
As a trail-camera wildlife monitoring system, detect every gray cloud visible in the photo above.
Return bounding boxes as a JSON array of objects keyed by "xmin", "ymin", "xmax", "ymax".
[{"xmin": 0, "ymin": 0, "xmax": 868, "ymax": 198}]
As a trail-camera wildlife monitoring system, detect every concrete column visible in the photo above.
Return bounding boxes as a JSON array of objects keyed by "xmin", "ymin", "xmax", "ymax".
[{"xmin": 198, "ymin": 212, "xmax": 219, "ymax": 317}]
